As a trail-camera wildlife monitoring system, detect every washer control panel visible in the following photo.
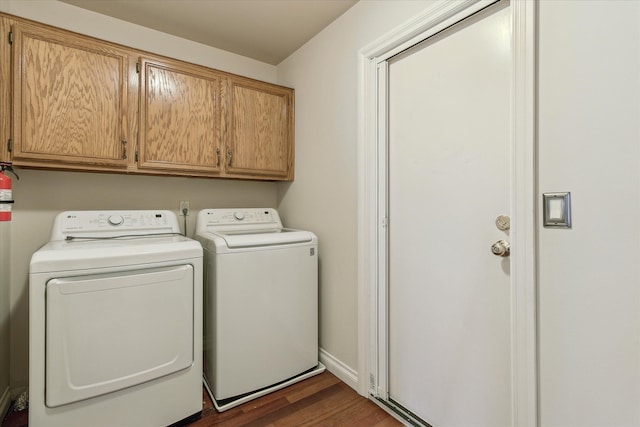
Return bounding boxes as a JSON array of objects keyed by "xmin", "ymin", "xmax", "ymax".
[{"xmin": 198, "ymin": 208, "xmax": 282, "ymax": 231}]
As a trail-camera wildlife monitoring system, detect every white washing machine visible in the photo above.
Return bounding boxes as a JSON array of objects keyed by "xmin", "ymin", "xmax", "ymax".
[
  {"xmin": 195, "ymin": 208, "xmax": 324, "ymax": 411},
  {"xmin": 29, "ymin": 210, "xmax": 203, "ymax": 427}
]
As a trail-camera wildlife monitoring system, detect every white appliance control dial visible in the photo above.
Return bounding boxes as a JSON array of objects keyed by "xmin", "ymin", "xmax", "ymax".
[
  {"xmin": 234, "ymin": 212, "xmax": 245, "ymax": 221},
  {"xmin": 108, "ymin": 215, "xmax": 124, "ymax": 226}
]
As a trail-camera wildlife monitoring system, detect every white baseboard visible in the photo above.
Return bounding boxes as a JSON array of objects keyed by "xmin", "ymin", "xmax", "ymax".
[
  {"xmin": 319, "ymin": 348, "xmax": 360, "ymax": 394},
  {"xmin": 0, "ymin": 386, "xmax": 11, "ymax": 422}
]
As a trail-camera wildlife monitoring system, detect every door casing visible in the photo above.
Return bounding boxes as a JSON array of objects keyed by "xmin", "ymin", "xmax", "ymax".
[{"xmin": 356, "ymin": 0, "xmax": 538, "ymax": 425}]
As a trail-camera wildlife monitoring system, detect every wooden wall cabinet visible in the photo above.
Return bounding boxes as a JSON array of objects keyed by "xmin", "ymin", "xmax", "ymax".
[
  {"xmin": 224, "ymin": 77, "xmax": 294, "ymax": 180},
  {"xmin": 2, "ymin": 13, "xmax": 295, "ymax": 181},
  {"xmin": 138, "ymin": 56, "xmax": 223, "ymax": 176},
  {"xmin": 137, "ymin": 58, "xmax": 294, "ymax": 180},
  {"xmin": 10, "ymin": 21, "xmax": 130, "ymax": 171}
]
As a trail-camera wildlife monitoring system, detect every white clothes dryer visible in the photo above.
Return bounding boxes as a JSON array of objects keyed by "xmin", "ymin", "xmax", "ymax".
[
  {"xmin": 195, "ymin": 208, "xmax": 324, "ymax": 411},
  {"xmin": 29, "ymin": 210, "xmax": 203, "ymax": 427}
]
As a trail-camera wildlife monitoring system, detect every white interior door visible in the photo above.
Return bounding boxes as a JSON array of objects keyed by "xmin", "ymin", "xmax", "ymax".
[{"xmin": 385, "ymin": 4, "xmax": 512, "ymax": 426}]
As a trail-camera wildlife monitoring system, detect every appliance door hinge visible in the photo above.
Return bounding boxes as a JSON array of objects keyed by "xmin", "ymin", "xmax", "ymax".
[
  {"xmin": 7, "ymin": 139, "xmax": 12, "ymax": 152},
  {"xmin": 8, "ymin": 31, "xmax": 13, "ymax": 45}
]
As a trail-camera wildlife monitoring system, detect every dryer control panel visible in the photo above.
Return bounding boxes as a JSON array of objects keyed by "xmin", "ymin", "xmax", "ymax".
[{"xmin": 50, "ymin": 210, "xmax": 180, "ymax": 240}]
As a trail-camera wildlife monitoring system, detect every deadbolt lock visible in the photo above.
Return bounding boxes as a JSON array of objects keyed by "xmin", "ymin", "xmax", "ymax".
[{"xmin": 495, "ymin": 215, "xmax": 510, "ymax": 231}]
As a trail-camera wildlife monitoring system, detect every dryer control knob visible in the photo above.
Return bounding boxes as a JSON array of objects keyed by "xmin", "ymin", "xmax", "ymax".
[
  {"xmin": 234, "ymin": 212, "xmax": 245, "ymax": 221},
  {"xmin": 108, "ymin": 215, "xmax": 124, "ymax": 226}
]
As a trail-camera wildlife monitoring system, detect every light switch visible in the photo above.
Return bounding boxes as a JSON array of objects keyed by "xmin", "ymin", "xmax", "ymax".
[
  {"xmin": 543, "ymin": 192, "xmax": 571, "ymax": 228},
  {"xmin": 548, "ymin": 198, "xmax": 564, "ymax": 220}
]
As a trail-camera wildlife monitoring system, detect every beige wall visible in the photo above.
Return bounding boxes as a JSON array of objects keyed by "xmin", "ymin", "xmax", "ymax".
[
  {"xmin": 0, "ymin": 222, "xmax": 9, "ymax": 407},
  {"xmin": 538, "ymin": 1, "xmax": 640, "ymax": 425},
  {"xmin": 0, "ymin": 0, "xmax": 279, "ymax": 392},
  {"xmin": 276, "ymin": 0, "xmax": 437, "ymax": 374}
]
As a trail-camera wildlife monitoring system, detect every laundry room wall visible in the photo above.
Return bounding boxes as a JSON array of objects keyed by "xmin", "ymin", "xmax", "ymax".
[
  {"xmin": 0, "ymin": 0, "xmax": 280, "ymax": 394},
  {"xmin": 0, "ymin": 221, "xmax": 9, "ymax": 415},
  {"xmin": 537, "ymin": 1, "xmax": 640, "ymax": 425},
  {"xmin": 276, "ymin": 0, "xmax": 438, "ymax": 387}
]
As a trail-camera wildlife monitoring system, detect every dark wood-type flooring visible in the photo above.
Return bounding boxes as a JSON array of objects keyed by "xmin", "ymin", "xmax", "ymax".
[{"xmin": 1, "ymin": 372, "xmax": 401, "ymax": 427}]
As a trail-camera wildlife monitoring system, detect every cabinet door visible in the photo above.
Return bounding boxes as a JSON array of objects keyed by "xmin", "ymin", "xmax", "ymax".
[
  {"xmin": 225, "ymin": 78, "xmax": 294, "ymax": 180},
  {"xmin": 138, "ymin": 57, "xmax": 222, "ymax": 175},
  {"xmin": 11, "ymin": 22, "xmax": 129, "ymax": 169}
]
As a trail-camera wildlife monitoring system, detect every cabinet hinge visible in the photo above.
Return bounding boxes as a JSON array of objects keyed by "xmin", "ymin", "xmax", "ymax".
[
  {"xmin": 135, "ymin": 150, "xmax": 139, "ymax": 162},
  {"xmin": 136, "ymin": 61, "xmax": 140, "ymax": 73},
  {"xmin": 7, "ymin": 139, "xmax": 12, "ymax": 152},
  {"xmin": 8, "ymin": 31, "xmax": 13, "ymax": 45},
  {"xmin": 121, "ymin": 138, "xmax": 127, "ymax": 160}
]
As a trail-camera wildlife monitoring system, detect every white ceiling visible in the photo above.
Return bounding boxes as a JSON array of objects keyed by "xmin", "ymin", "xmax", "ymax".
[{"xmin": 57, "ymin": 0, "xmax": 358, "ymax": 65}]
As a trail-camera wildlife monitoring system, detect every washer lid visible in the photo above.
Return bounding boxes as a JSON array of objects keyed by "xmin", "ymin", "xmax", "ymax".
[{"xmin": 218, "ymin": 228, "xmax": 314, "ymax": 248}]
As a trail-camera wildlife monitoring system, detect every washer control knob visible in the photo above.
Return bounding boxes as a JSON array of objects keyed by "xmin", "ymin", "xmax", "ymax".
[
  {"xmin": 234, "ymin": 212, "xmax": 245, "ymax": 221},
  {"xmin": 108, "ymin": 215, "xmax": 124, "ymax": 226}
]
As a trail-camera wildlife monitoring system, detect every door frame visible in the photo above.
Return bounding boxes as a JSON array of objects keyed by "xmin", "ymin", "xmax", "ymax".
[{"xmin": 356, "ymin": 1, "xmax": 538, "ymax": 425}]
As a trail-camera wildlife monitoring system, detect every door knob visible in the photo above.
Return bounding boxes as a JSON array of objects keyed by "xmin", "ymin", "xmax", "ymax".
[{"xmin": 491, "ymin": 239, "xmax": 510, "ymax": 257}]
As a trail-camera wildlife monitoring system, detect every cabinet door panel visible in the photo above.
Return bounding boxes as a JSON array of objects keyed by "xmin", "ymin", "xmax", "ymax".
[
  {"xmin": 139, "ymin": 58, "xmax": 221, "ymax": 174},
  {"xmin": 12, "ymin": 23, "xmax": 128, "ymax": 168},
  {"xmin": 226, "ymin": 79, "xmax": 293, "ymax": 180}
]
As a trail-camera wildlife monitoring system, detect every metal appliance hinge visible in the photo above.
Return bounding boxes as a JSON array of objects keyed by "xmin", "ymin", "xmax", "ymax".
[
  {"xmin": 7, "ymin": 139, "xmax": 12, "ymax": 152},
  {"xmin": 136, "ymin": 61, "xmax": 140, "ymax": 73},
  {"xmin": 8, "ymin": 31, "xmax": 13, "ymax": 45}
]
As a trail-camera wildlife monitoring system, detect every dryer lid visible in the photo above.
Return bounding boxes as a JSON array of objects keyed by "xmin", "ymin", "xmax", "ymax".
[{"xmin": 30, "ymin": 235, "xmax": 202, "ymax": 273}]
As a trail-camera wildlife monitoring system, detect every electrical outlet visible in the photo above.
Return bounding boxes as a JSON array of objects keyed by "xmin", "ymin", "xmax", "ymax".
[{"xmin": 180, "ymin": 200, "xmax": 189, "ymax": 216}]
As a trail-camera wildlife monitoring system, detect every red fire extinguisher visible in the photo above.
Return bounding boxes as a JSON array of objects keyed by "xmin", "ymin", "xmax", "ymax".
[{"xmin": 0, "ymin": 162, "xmax": 18, "ymax": 222}]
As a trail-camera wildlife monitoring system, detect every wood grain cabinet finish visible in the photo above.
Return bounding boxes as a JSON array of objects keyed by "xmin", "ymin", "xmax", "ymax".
[
  {"xmin": 138, "ymin": 57, "xmax": 222, "ymax": 175},
  {"xmin": 10, "ymin": 22, "xmax": 129, "ymax": 170},
  {"xmin": 225, "ymin": 77, "xmax": 294, "ymax": 180},
  {"xmin": 2, "ymin": 13, "xmax": 295, "ymax": 181}
]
